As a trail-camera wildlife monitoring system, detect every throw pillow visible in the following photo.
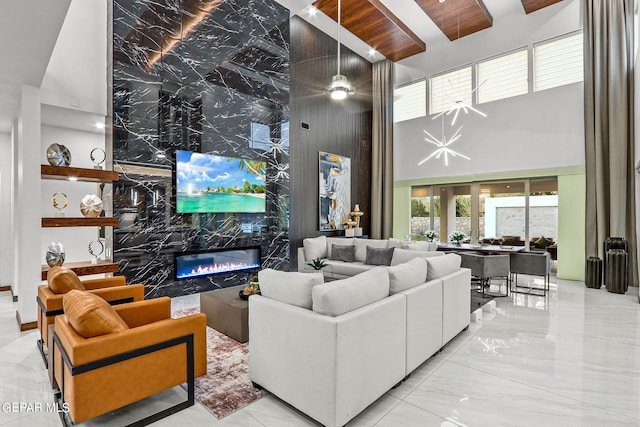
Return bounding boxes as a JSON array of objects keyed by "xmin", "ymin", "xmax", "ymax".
[
  {"xmin": 325, "ymin": 237, "xmax": 354, "ymax": 258},
  {"xmin": 303, "ymin": 235, "xmax": 327, "ymax": 260},
  {"xmin": 387, "ymin": 257, "xmax": 428, "ymax": 294},
  {"xmin": 426, "ymin": 253, "xmax": 461, "ymax": 281},
  {"xmin": 47, "ymin": 266, "xmax": 86, "ymax": 294},
  {"xmin": 354, "ymin": 239, "xmax": 389, "ymax": 262},
  {"xmin": 390, "ymin": 248, "xmax": 444, "ymax": 266},
  {"xmin": 62, "ymin": 290, "xmax": 129, "ymax": 338},
  {"xmin": 258, "ymin": 269, "xmax": 324, "ymax": 309},
  {"xmin": 365, "ymin": 247, "xmax": 395, "ymax": 266},
  {"xmin": 312, "ymin": 267, "xmax": 389, "ymax": 316},
  {"xmin": 330, "ymin": 244, "xmax": 355, "ymax": 262},
  {"xmin": 534, "ymin": 236, "xmax": 552, "ymax": 249}
]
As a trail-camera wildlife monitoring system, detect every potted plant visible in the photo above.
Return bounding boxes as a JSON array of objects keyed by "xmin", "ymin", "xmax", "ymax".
[
  {"xmin": 424, "ymin": 230, "xmax": 438, "ymax": 242},
  {"xmin": 307, "ymin": 257, "xmax": 328, "ymax": 270},
  {"xmin": 240, "ymin": 275, "xmax": 260, "ymax": 300},
  {"xmin": 450, "ymin": 231, "xmax": 465, "ymax": 246}
]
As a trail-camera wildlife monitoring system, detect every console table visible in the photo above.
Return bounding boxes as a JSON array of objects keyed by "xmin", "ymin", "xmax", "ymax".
[{"xmin": 437, "ymin": 243, "xmax": 525, "ymax": 254}]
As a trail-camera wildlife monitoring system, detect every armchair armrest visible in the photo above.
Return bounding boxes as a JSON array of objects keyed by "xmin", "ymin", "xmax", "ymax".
[
  {"xmin": 81, "ymin": 276, "xmax": 126, "ymax": 290},
  {"xmin": 54, "ymin": 312, "xmax": 207, "ymax": 372},
  {"xmin": 113, "ymin": 297, "xmax": 171, "ymax": 328}
]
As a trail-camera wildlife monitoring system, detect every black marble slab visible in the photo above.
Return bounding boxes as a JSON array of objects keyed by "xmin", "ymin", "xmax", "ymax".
[{"xmin": 113, "ymin": 0, "xmax": 290, "ymax": 298}]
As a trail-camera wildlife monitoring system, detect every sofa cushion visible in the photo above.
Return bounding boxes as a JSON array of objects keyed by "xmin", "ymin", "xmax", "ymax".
[
  {"xmin": 402, "ymin": 241, "xmax": 438, "ymax": 252},
  {"xmin": 303, "ymin": 235, "xmax": 327, "ymax": 260},
  {"xmin": 324, "ymin": 260, "xmax": 373, "ymax": 276},
  {"xmin": 330, "ymin": 244, "xmax": 355, "ymax": 262},
  {"xmin": 426, "ymin": 254, "xmax": 462, "ymax": 281},
  {"xmin": 47, "ymin": 266, "xmax": 86, "ymax": 294},
  {"xmin": 387, "ymin": 238, "xmax": 409, "ymax": 248},
  {"xmin": 354, "ymin": 239, "xmax": 389, "ymax": 262},
  {"xmin": 312, "ymin": 267, "xmax": 389, "ymax": 316},
  {"xmin": 365, "ymin": 247, "xmax": 395, "ymax": 266},
  {"xmin": 387, "ymin": 258, "xmax": 428, "ymax": 295},
  {"xmin": 62, "ymin": 289, "xmax": 129, "ymax": 338},
  {"xmin": 259, "ymin": 269, "xmax": 324, "ymax": 309},
  {"xmin": 390, "ymin": 248, "xmax": 444, "ymax": 266},
  {"xmin": 326, "ymin": 237, "xmax": 355, "ymax": 258}
]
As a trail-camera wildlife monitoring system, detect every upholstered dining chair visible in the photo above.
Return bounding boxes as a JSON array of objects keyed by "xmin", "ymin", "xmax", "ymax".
[
  {"xmin": 509, "ymin": 251, "xmax": 551, "ymax": 296},
  {"xmin": 459, "ymin": 253, "xmax": 510, "ymax": 296},
  {"xmin": 37, "ymin": 267, "xmax": 144, "ymax": 368},
  {"xmin": 51, "ymin": 292, "xmax": 207, "ymax": 426}
]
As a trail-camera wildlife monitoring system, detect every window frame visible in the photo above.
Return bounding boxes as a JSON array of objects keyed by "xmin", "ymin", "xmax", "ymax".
[
  {"xmin": 533, "ymin": 29, "xmax": 584, "ymax": 93},
  {"xmin": 393, "ymin": 78, "xmax": 427, "ymax": 123},
  {"xmin": 428, "ymin": 64, "xmax": 473, "ymax": 116},
  {"xmin": 475, "ymin": 46, "xmax": 529, "ymax": 105}
]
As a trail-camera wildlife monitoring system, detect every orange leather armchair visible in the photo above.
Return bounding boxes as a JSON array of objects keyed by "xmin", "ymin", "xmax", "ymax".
[
  {"xmin": 51, "ymin": 297, "xmax": 207, "ymax": 425},
  {"xmin": 37, "ymin": 275, "xmax": 144, "ymax": 367}
]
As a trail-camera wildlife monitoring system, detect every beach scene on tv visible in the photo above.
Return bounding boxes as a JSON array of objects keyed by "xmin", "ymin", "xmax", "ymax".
[{"xmin": 176, "ymin": 150, "xmax": 266, "ymax": 213}]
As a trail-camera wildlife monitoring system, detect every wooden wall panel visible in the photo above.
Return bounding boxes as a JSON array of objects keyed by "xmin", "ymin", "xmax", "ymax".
[
  {"xmin": 521, "ymin": 0, "xmax": 564, "ymax": 14},
  {"xmin": 414, "ymin": 0, "xmax": 493, "ymax": 41},
  {"xmin": 289, "ymin": 16, "xmax": 373, "ymax": 269}
]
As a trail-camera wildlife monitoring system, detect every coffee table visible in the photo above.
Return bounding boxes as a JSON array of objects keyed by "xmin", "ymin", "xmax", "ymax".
[{"xmin": 200, "ymin": 285, "xmax": 249, "ymax": 343}]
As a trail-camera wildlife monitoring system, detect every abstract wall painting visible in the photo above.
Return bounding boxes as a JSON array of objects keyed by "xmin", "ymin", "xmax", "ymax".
[{"xmin": 319, "ymin": 151, "xmax": 351, "ymax": 231}]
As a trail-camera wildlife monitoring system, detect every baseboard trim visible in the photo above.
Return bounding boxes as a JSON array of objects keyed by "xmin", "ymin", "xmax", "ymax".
[
  {"xmin": 0, "ymin": 286, "xmax": 11, "ymax": 292},
  {"xmin": 16, "ymin": 311, "xmax": 37, "ymax": 332}
]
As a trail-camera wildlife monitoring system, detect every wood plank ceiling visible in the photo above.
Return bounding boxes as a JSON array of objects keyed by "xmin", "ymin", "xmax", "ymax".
[
  {"xmin": 312, "ymin": 0, "xmax": 426, "ymax": 62},
  {"xmin": 520, "ymin": 0, "xmax": 564, "ymax": 14},
  {"xmin": 413, "ymin": 0, "xmax": 493, "ymax": 42}
]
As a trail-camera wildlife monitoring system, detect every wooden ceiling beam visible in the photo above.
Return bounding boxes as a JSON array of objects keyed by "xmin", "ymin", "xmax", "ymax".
[
  {"xmin": 312, "ymin": 0, "xmax": 426, "ymax": 62},
  {"xmin": 520, "ymin": 0, "xmax": 564, "ymax": 14},
  {"xmin": 413, "ymin": 0, "xmax": 493, "ymax": 41}
]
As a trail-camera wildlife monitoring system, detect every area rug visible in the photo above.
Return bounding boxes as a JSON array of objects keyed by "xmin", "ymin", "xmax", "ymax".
[{"xmin": 173, "ymin": 309, "xmax": 266, "ymax": 419}]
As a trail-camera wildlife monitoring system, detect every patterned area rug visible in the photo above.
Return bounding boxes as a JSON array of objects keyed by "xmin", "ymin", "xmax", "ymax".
[{"xmin": 173, "ymin": 309, "xmax": 266, "ymax": 419}]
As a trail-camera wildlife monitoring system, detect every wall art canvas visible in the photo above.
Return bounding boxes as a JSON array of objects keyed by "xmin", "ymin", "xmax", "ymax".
[{"xmin": 319, "ymin": 151, "xmax": 351, "ymax": 231}]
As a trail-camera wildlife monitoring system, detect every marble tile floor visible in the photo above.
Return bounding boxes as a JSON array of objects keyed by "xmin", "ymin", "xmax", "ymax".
[{"xmin": 1, "ymin": 278, "xmax": 639, "ymax": 426}]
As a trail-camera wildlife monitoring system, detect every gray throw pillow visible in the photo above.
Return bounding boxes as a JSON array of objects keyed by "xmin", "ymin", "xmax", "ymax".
[
  {"xmin": 330, "ymin": 244, "xmax": 355, "ymax": 262},
  {"xmin": 365, "ymin": 247, "xmax": 395, "ymax": 266}
]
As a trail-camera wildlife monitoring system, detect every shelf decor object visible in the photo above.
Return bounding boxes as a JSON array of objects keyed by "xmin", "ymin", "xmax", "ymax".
[
  {"xmin": 88, "ymin": 240, "xmax": 105, "ymax": 265},
  {"xmin": 90, "ymin": 148, "xmax": 106, "ymax": 170},
  {"xmin": 45, "ymin": 242, "xmax": 65, "ymax": 267},
  {"xmin": 80, "ymin": 194, "xmax": 103, "ymax": 218},
  {"xmin": 46, "ymin": 143, "xmax": 72, "ymax": 167},
  {"xmin": 51, "ymin": 192, "xmax": 68, "ymax": 217}
]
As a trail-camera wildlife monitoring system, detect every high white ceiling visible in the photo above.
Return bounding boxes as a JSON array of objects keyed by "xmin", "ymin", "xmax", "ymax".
[
  {"xmin": 0, "ymin": 0, "xmax": 566, "ymax": 134},
  {"xmin": 0, "ymin": 0, "xmax": 71, "ymax": 133}
]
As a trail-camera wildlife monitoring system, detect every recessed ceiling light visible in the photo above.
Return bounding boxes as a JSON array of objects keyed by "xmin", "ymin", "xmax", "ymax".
[
  {"xmin": 95, "ymin": 122, "xmax": 105, "ymax": 129},
  {"xmin": 369, "ymin": 48, "xmax": 377, "ymax": 57},
  {"xmin": 439, "ymin": 0, "xmax": 446, "ymax": 3},
  {"xmin": 308, "ymin": 6, "xmax": 317, "ymax": 17},
  {"xmin": 68, "ymin": 177, "xmax": 78, "ymax": 182}
]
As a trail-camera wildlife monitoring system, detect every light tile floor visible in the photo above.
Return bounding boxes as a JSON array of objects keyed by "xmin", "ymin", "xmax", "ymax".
[{"xmin": 1, "ymin": 277, "xmax": 639, "ymax": 426}]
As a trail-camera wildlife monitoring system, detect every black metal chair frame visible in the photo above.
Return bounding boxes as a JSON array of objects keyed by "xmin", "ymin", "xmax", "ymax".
[
  {"xmin": 51, "ymin": 332, "xmax": 195, "ymax": 427},
  {"xmin": 510, "ymin": 272, "xmax": 550, "ymax": 296}
]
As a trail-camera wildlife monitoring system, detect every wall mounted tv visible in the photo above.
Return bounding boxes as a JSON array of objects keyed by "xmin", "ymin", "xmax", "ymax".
[{"xmin": 175, "ymin": 150, "xmax": 266, "ymax": 213}]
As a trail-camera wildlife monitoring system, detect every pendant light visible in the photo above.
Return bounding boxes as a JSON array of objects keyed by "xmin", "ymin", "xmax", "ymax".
[{"xmin": 327, "ymin": 0, "xmax": 355, "ymax": 100}]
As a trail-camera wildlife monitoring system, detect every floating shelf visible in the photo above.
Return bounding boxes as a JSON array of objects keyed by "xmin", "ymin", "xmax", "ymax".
[
  {"xmin": 41, "ymin": 261, "xmax": 119, "ymax": 281},
  {"xmin": 41, "ymin": 165, "xmax": 119, "ymax": 183},
  {"xmin": 42, "ymin": 217, "xmax": 119, "ymax": 227}
]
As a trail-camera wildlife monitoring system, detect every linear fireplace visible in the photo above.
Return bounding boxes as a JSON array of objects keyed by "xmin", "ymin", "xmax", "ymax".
[{"xmin": 175, "ymin": 247, "xmax": 261, "ymax": 280}]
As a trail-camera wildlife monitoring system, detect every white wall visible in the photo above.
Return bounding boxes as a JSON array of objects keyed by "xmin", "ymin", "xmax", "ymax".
[
  {"xmin": 394, "ymin": 0, "xmax": 583, "ymax": 181},
  {"xmin": 41, "ymin": 120, "xmax": 105, "ymax": 265},
  {"xmin": 0, "ymin": 132, "xmax": 11, "ymax": 287}
]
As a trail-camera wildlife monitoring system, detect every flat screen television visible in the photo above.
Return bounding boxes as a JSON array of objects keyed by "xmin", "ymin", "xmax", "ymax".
[{"xmin": 175, "ymin": 150, "xmax": 266, "ymax": 213}]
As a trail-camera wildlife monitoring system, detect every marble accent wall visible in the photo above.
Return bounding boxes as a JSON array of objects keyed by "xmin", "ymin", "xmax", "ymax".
[{"xmin": 112, "ymin": 0, "xmax": 290, "ymax": 298}]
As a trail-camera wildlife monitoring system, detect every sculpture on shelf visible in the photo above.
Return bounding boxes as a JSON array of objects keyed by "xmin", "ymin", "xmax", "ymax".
[
  {"xmin": 88, "ymin": 240, "xmax": 105, "ymax": 265},
  {"xmin": 45, "ymin": 242, "xmax": 65, "ymax": 267},
  {"xmin": 46, "ymin": 143, "xmax": 72, "ymax": 167},
  {"xmin": 350, "ymin": 204, "xmax": 364, "ymax": 236},
  {"xmin": 51, "ymin": 192, "xmax": 68, "ymax": 217},
  {"xmin": 342, "ymin": 219, "xmax": 357, "ymax": 237},
  {"xmin": 80, "ymin": 194, "xmax": 103, "ymax": 218},
  {"xmin": 90, "ymin": 148, "xmax": 106, "ymax": 170}
]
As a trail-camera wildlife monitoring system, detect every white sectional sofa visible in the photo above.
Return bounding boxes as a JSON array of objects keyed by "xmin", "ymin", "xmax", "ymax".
[
  {"xmin": 297, "ymin": 235, "xmax": 441, "ymax": 279},
  {"xmin": 249, "ymin": 254, "xmax": 471, "ymax": 427}
]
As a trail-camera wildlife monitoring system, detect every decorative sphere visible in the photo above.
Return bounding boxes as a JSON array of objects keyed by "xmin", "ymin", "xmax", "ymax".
[
  {"xmin": 80, "ymin": 194, "xmax": 103, "ymax": 218},
  {"xmin": 46, "ymin": 143, "xmax": 72, "ymax": 167},
  {"xmin": 45, "ymin": 242, "xmax": 65, "ymax": 267}
]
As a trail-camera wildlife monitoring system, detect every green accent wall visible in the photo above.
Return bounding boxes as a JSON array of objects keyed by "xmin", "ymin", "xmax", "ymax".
[
  {"xmin": 393, "ymin": 167, "xmax": 586, "ymax": 281},
  {"xmin": 557, "ymin": 172, "xmax": 586, "ymax": 281}
]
